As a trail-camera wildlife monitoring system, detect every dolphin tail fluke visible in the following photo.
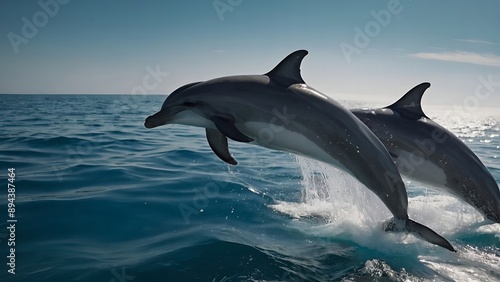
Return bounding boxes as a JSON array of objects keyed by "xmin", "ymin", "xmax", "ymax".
[
  {"xmin": 383, "ymin": 218, "xmax": 456, "ymax": 252},
  {"xmin": 406, "ymin": 219, "xmax": 456, "ymax": 252}
]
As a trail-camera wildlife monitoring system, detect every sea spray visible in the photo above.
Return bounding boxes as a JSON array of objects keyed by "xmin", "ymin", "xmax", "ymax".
[
  {"xmin": 296, "ymin": 156, "xmax": 390, "ymax": 225},
  {"xmin": 271, "ymin": 155, "xmax": 488, "ymax": 253}
]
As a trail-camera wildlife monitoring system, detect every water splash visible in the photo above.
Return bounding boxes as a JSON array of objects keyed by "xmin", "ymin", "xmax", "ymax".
[
  {"xmin": 271, "ymin": 156, "xmax": 410, "ymax": 253},
  {"xmin": 271, "ymin": 156, "xmax": 491, "ymax": 252},
  {"xmin": 296, "ymin": 156, "xmax": 390, "ymax": 226}
]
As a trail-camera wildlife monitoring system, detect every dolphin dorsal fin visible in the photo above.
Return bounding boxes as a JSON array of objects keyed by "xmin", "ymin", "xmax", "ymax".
[
  {"xmin": 265, "ymin": 50, "xmax": 308, "ymax": 86},
  {"xmin": 387, "ymin": 82, "xmax": 431, "ymax": 119}
]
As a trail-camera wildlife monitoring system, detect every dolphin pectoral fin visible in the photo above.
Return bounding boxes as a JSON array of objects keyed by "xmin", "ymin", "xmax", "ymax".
[
  {"xmin": 387, "ymin": 82, "xmax": 431, "ymax": 119},
  {"xmin": 206, "ymin": 129, "xmax": 238, "ymax": 165},
  {"xmin": 265, "ymin": 50, "xmax": 308, "ymax": 86},
  {"xmin": 211, "ymin": 116, "xmax": 254, "ymax": 143},
  {"xmin": 383, "ymin": 218, "xmax": 456, "ymax": 252}
]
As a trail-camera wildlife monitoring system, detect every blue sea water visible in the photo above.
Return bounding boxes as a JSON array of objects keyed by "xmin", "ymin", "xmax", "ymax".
[{"xmin": 0, "ymin": 94, "xmax": 499, "ymax": 282}]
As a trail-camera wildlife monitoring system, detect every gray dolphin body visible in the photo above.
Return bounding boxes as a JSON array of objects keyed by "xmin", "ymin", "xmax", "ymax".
[
  {"xmin": 351, "ymin": 83, "xmax": 500, "ymax": 223},
  {"xmin": 145, "ymin": 50, "xmax": 455, "ymax": 251}
]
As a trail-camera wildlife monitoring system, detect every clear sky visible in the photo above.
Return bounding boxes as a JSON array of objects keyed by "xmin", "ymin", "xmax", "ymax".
[{"xmin": 1, "ymin": 0, "xmax": 499, "ymax": 107}]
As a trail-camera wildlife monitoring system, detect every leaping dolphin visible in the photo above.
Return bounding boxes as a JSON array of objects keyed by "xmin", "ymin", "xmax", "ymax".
[
  {"xmin": 351, "ymin": 83, "xmax": 500, "ymax": 223},
  {"xmin": 145, "ymin": 50, "xmax": 455, "ymax": 251}
]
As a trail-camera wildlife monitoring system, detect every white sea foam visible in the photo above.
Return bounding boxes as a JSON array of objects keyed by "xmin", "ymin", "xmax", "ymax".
[
  {"xmin": 419, "ymin": 245, "xmax": 500, "ymax": 282},
  {"xmin": 270, "ymin": 155, "xmax": 496, "ymax": 250}
]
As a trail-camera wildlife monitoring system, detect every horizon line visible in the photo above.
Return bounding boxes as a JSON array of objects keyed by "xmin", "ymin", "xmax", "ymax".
[{"xmin": 1, "ymin": 93, "xmax": 499, "ymax": 109}]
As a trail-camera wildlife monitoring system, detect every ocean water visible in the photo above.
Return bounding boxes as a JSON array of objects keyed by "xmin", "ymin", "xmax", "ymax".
[{"xmin": 0, "ymin": 94, "xmax": 499, "ymax": 282}]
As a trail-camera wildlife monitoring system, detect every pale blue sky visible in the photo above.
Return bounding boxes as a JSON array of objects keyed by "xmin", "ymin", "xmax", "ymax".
[{"xmin": 1, "ymin": 0, "xmax": 499, "ymax": 106}]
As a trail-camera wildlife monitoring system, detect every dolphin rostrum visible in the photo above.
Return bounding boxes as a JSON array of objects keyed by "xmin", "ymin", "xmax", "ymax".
[
  {"xmin": 145, "ymin": 50, "xmax": 455, "ymax": 251},
  {"xmin": 351, "ymin": 83, "xmax": 500, "ymax": 223}
]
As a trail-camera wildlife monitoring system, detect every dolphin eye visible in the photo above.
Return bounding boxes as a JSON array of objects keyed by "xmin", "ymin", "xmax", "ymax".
[{"xmin": 183, "ymin": 101, "xmax": 196, "ymax": 107}]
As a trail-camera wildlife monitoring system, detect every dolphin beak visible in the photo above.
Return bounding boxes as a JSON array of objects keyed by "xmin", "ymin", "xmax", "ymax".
[{"xmin": 144, "ymin": 108, "xmax": 183, "ymax": 128}]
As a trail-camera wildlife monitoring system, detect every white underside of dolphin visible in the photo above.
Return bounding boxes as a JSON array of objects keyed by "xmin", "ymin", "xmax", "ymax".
[{"xmin": 145, "ymin": 50, "xmax": 456, "ymax": 252}]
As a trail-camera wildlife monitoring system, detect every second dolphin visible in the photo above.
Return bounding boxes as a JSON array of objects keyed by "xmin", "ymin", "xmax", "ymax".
[{"xmin": 352, "ymin": 83, "xmax": 500, "ymax": 223}]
